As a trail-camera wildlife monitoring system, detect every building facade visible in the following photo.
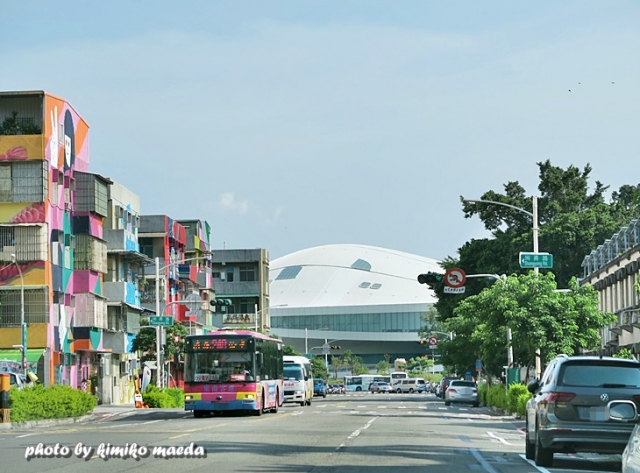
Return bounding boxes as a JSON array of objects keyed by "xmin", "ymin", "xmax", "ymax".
[
  {"xmin": 581, "ymin": 218, "xmax": 640, "ymax": 355},
  {"xmin": 269, "ymin": 244, "xmax": 440, "ymax": 365},
  {"xmin": 210, "ymin": 249, "xmax": 270, "ymax": 331}
]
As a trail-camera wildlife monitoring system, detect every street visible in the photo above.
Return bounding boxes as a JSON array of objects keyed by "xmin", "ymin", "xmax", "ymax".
[{"xmin": 0, "ymin": 392, "xmax": 624, "ymax": 473}]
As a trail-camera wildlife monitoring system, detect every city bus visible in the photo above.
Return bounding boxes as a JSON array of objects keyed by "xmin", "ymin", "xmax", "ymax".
[
  {"xmin": 183, "ymin": 330, "xmax": 284, "ymax": 417},
  {"xmin": 390, "ymin": 371, "xmax": 409, "ymax": 392},
  {"xmin": 344, "ymin": 375, "xmax": 391, "ymax": 392}
]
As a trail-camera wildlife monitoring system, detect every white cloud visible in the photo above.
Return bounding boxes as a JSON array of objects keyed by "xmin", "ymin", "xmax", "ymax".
[{"xmin": 219, "ymin": 192, "xmax": 249, "ymax": 214}]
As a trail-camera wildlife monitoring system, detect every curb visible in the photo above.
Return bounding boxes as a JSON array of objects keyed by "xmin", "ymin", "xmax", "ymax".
[{"xmin": 0, "ymin": 414, "xmax": 93, "ymax": 430}]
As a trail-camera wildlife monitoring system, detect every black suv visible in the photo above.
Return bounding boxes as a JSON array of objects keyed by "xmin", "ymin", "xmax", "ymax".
[{"xmin": 525, "ymin": 354, "xmax": 640, "ymax": 467}]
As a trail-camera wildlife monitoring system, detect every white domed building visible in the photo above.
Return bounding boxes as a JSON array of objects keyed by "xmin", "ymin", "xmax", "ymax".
[{"xmin": 269, "ymin": 244, "xmax": 441, "ymax": 366}]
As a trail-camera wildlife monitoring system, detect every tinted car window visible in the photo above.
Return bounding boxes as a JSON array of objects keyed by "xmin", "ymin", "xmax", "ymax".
[
  {"xmin": 559, "ymin": 361, "xmax": 640, "ymax": 387},
  {"xmin": 450, "ymin": 381, "xmax": 476, "ymax": 387}
]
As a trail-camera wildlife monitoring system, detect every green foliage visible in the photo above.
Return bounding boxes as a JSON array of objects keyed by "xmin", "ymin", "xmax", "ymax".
[
  {"xmin": 405, "ymin": 356, "xmax": 434, "ymax": 377},
  {"xmin": 343, "ymin": 350, "xmax": 369, "ymax": 376},
  {"xmin": 375, "ymin": 360, "xmax": 391, "ymax": 375},
  {"xmin": 0, "ymin": 111, "xmax": 42, "ymax": 135},
  {"xmin": 142, "ymin": 385, "xmax": 184, "ymax": 408},
  {"xmin": 507, "ymin": 384, "xmax": 529, "ymax": 413},
  {"xmin": 329, "ymin": 355, "xmax": 346, "ymax": 379},
  {"xmin": 131, "ymin": 320, "xmax": 189, "ymax": 363},
  {"xmin": 613, "ymin": 348, "xmax": 635, "ymax": 360},
  {"xmin": 9, "ymin": 384, "xmax": 96, "ymax": 423},
  {"xmin": 486, "ymin": 384, "xmax": 507, "ymax": 411},
  {"xmin": 283, "ymin": 345, "xmax": 301, "ymax": 356},
  {"xmin": 516, "ymin": 392, "xmax": 532, "ymax": 417},
  {"xmin": 478, "ymin": 382, "xmax": 489, "ymax": 405},
  {"xmin": 451, "ymin": 272, "xmax": 614, "ymax": 376},
  {"xmin": 311, "ymin": 357, "xmax": 329, "ymax": 380}
]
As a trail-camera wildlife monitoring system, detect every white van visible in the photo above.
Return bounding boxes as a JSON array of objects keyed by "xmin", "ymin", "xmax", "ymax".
[
  {"xmin": 396, "ymin": 377, "xmax": 427, "ymax": 394},
  {"xmin": 283, "ymin": 356, "xmax": 314, "ymax": 406}
]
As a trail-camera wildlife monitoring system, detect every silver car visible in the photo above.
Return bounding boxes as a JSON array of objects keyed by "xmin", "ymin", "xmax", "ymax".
[{"xmin": 444, "ymin": 380, "xmax": 478, "ymax": 407}]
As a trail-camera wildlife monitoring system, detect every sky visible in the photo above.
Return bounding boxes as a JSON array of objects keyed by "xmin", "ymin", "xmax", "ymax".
[{"xmin": 2, "ymin": 1, "xmax": 639, "ymax": 262}]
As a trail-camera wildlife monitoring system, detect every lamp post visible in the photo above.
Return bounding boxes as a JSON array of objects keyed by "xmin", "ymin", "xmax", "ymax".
[
  {"xmin": 463, "ymin": 196, "xmax": 540, "ymax": 378},
  {"xmin": 10, "ymin": 254, "xmax": 26, "ymax": 376},
  {"xmin": 154, "ymin": 255, "xmax": 212, "ymax": 388}
]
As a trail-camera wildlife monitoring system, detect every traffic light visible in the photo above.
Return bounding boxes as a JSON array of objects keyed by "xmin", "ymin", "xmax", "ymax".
[
  {"xmin": 330, "ymin": 346, "xmax": 341, "ymax": 350},
  {"xmin": 417, "ymin": 272, "xmax": 443, "ymax": 288},
  {"xmin": 212, "ymin": 299, "xmax": 232, "ymax": 306}
]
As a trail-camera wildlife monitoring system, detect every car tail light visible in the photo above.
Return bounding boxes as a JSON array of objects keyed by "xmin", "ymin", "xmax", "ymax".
[
  {"xmin": 472, "ymin": 389, "xmax": 477, "ymax": 393},
  {"xmin": 542, "ymin": 392, "xmax": 576, "ymax": 406},
  {"xmin": 448, "ymin": 388, "xmax": 457, "ymax": 393}
]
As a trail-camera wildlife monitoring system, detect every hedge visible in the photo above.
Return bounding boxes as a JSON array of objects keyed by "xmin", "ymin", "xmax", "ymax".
[
  {"xmin": 9, "ymin": 384, "xmax": 96, "ymax": 423},
  {"xmin": 507, "ymin": 383, "xmax": 528, "ymax": 413},
  {"xmin": 142, "ymin": 386, "xmax": 184, "ymax": 408},
  {"xmin": 486, "ymin": 384, "xmax": 507, "ymax": 410},
  {"xmin": 478, "ymin": 382, "xmax": 489, "ymax": 405}
]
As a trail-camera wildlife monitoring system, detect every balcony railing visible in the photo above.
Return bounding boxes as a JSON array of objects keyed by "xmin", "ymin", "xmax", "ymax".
[{"xmin": 223, "ymin": 313, "xmax": 256, "ymax": 325}]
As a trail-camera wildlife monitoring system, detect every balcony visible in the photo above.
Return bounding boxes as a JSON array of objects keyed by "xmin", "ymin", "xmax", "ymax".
[
  {"xmin": 102, "ymin": 330, "xmax": 133, "ymax": 354},
  {"xmin": 73, "ymin": 293, "xmax": 108, "ymax": 330},
  {"xmin": 222, "ymin": 313, "xmax": 256, "ymax": 325},
  {"xmin": 104, "ymin": 229, "xmax": 141, "ymax": 253},
  {"xmin": 214, "ymin": 281, "xmax": 260, "ymax": 296},
  {"xmin": 104, "ymin": 281, "xmax": 141, "ymax": 306},
  {"xmin": 621, "ymin": 312, "xmax": 634, "ymax": 333}
]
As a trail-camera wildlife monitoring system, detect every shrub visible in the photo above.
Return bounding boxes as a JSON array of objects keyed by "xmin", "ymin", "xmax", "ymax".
[
  {"xmin": 486, "ymin": 384, "xmax": 507, "ymax": 410},
  {"xmin": 478, "ymin": 382, "xmax": 489, "ymax": 405},
  {"xmin": 516, "ymin": 392, "xmax": 531, "ymax": 417},
  {"xmin": 142, "ymin": 385, "xmax": 184, "ymax": 408},
  {"xmin": 507, "ymin": 384, "xmax": 529, "ymax": 414},
  {"xmin": 9, "ymin": 384, "xmax": 96, "ymax": 423},
  {"xmin": 165, "ymin": 388, "xmax": 184, "ymax": 407}
]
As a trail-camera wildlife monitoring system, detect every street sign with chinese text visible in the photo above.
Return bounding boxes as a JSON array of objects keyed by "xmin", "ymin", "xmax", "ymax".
[
  {"xmin": 519, "ymin": 252, "xmax": 553, "ymax": 269},
  {"xmin": 444, "ymin": 286, "xmax": 465, "ymax": 294},
  {"xmin": 149, "ymin": 316, "xmax": 173, "ymax": 326}
]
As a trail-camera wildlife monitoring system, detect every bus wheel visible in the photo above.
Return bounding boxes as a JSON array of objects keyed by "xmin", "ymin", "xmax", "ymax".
[
  {"xmin": 254, "ymin": 396, "xmax": 264, "ymax": 416},
  {"xmin": 194, "ymin": 410, "xmax": 205, "ymax": 418},
  {"xmin": 271, "ymin": 390, "xmax": 280, "ymax": 413},
  {"xmin": 356, "ymin": 387, "xmax": 362, "ymax": 391}
]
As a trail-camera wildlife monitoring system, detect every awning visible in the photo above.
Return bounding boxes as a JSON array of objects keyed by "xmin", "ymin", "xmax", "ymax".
[{"xmin": 0, "ymin": 349, "xmax": 44, "ymax": 363}]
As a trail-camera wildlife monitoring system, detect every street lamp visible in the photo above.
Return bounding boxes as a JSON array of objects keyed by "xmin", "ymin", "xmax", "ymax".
[
  {"xmin": 10, "ymin": 254, "xmax": 26, "ymax": 376},
  {"xmin": 462, "ymin": 196, "xmax": 541, "ymax": 378},
  {"xmin": 154, "ymin": 255, "xmax": 211, "ymax": 388}
]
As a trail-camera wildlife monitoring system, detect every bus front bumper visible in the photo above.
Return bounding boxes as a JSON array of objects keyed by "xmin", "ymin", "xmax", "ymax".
[{"xmin": 185, "ymin": 399, "xmax": 258, "ymax": 412}]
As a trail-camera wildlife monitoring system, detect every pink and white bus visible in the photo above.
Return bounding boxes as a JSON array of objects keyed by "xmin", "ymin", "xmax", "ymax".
[{"xmin": 183, "ymin": 330, "xmax": 284, "ymax": 417}]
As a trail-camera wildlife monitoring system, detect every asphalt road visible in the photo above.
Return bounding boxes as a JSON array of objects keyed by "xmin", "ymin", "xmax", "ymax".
[{"xmin": 0, "ymin": 392, "xmax": 624, "ymax": 473}]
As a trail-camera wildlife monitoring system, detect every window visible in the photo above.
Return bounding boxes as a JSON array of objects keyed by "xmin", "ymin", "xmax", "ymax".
[
  {"xmin": 351, "ymin": 259, "xmax": 371, "ymax": 271},
  {"xmin": 212, "ymin": 272, "xmax": 221, "ymax": 279},
  {"xmin": 226, "ymin": 268, "xmax": 234, "ymax": 282},
  {"xmin": 276, "ymin": 266, "xmax": 302, "ymax": 280},
  {"xmin": 239, "ymin": 266, "xmax": 256, "ymax": 282}
]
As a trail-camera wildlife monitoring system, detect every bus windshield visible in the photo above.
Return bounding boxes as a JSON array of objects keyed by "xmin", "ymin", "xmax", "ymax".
[
  {"xmin": 185, "ymin": 351, "xmax": 254, "ymax": 383},
  {"xmin": 284, "ymin": 365, "xmax": 304, "ymax": 381}
]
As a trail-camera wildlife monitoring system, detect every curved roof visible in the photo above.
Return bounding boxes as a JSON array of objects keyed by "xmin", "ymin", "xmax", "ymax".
[{"xmin": 270, "ymin": 244, "xmax": 441, "ymax": 308}]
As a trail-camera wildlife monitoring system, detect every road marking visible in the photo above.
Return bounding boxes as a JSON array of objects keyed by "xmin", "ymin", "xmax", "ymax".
[
  {"xmin": 487, "ymin": 431, "xmax": 512, "ymax": 446},
  {"xmin": 470, "ymin": 448, "xmax": 500, "ymax": 473},
  {"xmin": 468, "ymin": 418, "xmax": 474, "ymax": 422},
  {"xmin": 460, "ymin": 435, "xmax": 472, "ymax": 443},
  {"xmin": 377, "ymin": 406, "xmax": 387, "ymax": 409},
  {"xmin": 336, "ymin": 417, "xmax": 377, "ymax": 450},
  {"xmin": 519, "ymin": 454, "xmax": 552, "ymax": 473},
  {"xmin": 141, "ymin": 420, "xmax": 162, "ymax": 425},
  {"xmin": 17, "ymin": 433, "xmax": 37, "ymax": 438},
  {"xmin": 182, "ymin": 422, "xmax": 230, "ymax": 433},
  {"xmin": 357, "ymin": 405, "xmax": 365, "ymax": 408},
  {"xmin": 291, "ymin": 411, "xmax": 303, "ymax": 416},
  {"xmin": 169, "ymin": 433, "xmax": 189, "ymax": 439}
]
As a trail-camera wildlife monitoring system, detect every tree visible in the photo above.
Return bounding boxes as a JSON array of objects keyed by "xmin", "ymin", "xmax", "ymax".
[
  {"xmin": 406, "ymin": 356, "xmax": 433, "ymax": 376},
  {"xmin": 343, "ymin": 350, "xmax": 368, "ymax": 376},
  {"xmin": 130, "ymin": 318, "xmax": 188, "ymax": 363},
  {"xmin": 451, "ymin": 272, "xmax": 615, "ymax": 378},
  {"xmin": 329, "ymin": 355, "xmax": 346, "ymax": 380},
  {"xmin": 283, "ymin": 345, "xmax": 302, "ymax": 356},
  {"xmin": 375, "ymin": 360, "xmax": 390, "ymax": 375},
  {"xmin": 311, "ymin": 357, "xmax": 329, "ymax": 380},
  {"xmin": 458, "ymin": 161, "xmax": 640, "ymax": 290}
]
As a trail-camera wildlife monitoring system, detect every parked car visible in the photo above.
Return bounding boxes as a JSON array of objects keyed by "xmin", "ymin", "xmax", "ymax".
[
  {"xmin": 525, "ymin": 354, "xmax": 640, "ymax": 468},
  {"xmin": 4, "ymin": 371, "xmax": 30, "ymax": 390},
  {"xmin": 313, "ymin": 378, "xmax": 327, "ymax": 398},
  {"xmin": 444, "ymin": 380, "xmax": 478, "ymax": 407},
  {"xmin": 621, "ymin": 413, "xmax": 640, "ymax": 473},
  {"xmin": 369, "ymin": 382, "xmax": 391, "ymax": 394}
]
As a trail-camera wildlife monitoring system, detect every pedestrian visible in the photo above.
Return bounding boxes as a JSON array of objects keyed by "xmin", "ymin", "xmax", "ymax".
[{"xmin": 81, "ymin": 378, "xmax": 88, "ymax": 392}]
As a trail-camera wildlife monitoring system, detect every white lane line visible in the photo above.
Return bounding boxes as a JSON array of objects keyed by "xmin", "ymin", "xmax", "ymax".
[
  {"xmin": 357, "ymin": 405, "xmax": 366, "ymax": 408},
  {"xmin": 377, "ymin": 406, "xmax": 387, "ymax": 409},
  {"xmin": 487, "ymin": 431, "xmax": 512, "ymax": 446},
  {"xmin": 291, "ymin": 411, "xmax": 303, "ymax": 416},
  {"xmin": 470, "ymin": 448, "xmax": 500, "ymax": 473},
  {"xmin": 519, "ymin": 454, "xmax": 552, "ymax": 473},
  {"xmin": 336, "ymin": 417, "xmax": 378, "ymax": 451},
  {"xmin": 468, "ymin": 418, "xmax": 474, "ymax": 422},
  {"xmin": 141, "ymin": 419, "xmax": 162, "ymax": 425},
  {"xmin": 17, "ymin": 433, "xmax": 37, "ymax": 438}
]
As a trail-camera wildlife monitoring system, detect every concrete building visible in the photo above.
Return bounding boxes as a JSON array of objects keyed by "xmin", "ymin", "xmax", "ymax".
[
  {"xmin": 210, "ymin": 249, "xmax": 270, "ymax": 331},
  {"xmin": 269, "ymin": 244, "xmax": 440, "ymax": 365},
  {"xmin": 581, "ymin": 218, "xmax": 640, "ymax": 355}
]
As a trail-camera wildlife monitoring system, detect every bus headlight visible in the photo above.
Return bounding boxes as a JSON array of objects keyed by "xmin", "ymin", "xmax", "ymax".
[
  {"xmin": 245, "ymin": 394, "xmax": 255, "ymax": 400},
  {"xmin": 185, "ymin": 395, "xmax": 193, "ymax": 401}
]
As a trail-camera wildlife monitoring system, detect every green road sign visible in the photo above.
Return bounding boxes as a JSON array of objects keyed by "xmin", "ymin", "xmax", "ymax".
[
  {"xmin": 519, "ymin": 252, "xmax": 553, "ymax": 269},
  {"xmin": 149, "ymin": 316, "xmax": 174, "ymax": 326},
  {"xmin": 304, "ymin": 353, "xmax": 314, "ymax": 359}
]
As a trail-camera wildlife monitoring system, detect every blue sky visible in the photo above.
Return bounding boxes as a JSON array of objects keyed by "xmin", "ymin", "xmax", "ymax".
[{"xmin": 3, "ymin": 1, "xmax": 639, "ymax": 262}]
